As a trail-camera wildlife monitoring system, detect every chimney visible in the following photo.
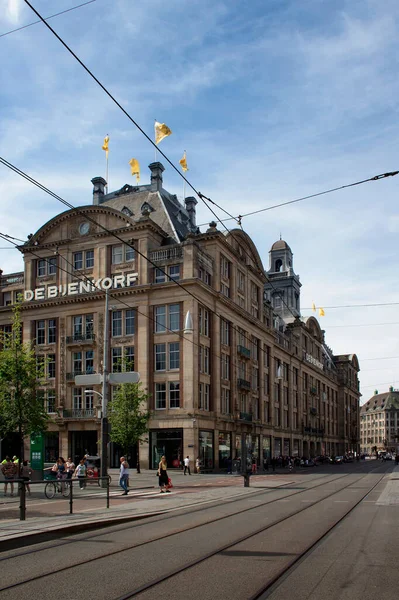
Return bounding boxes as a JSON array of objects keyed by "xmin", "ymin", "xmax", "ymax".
[
  {"xmin": 389, "ymin": 386, "xmax": 394, "ymax": 392},
  {"xmin": 185, "ymin": 196, "xmax": 198, "ymax": 229},
  {"xmin": 148, "ymin": 162, "xmax": 165, "ymax": 191},
  {"xmin": 374, "ymin": 390, "xmax": 379, "ymax": 395},
  {"xmin": 91, "ymin": 177, "xmax": 107, "ymax": 205}
]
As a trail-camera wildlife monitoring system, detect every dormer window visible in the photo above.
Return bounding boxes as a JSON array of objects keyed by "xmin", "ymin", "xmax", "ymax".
[{"xmin": 121, "ymin": 206, "xmax": 133, "ymax": 217}]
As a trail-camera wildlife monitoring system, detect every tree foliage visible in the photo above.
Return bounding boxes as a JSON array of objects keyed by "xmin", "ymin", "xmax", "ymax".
[
  {"xmin": 0, "ymin": 303, "xmax": 49, "ymax": 460},
  {"xmin": 108, "ymin": 383, "xmax": 151, "ymax": 455}
]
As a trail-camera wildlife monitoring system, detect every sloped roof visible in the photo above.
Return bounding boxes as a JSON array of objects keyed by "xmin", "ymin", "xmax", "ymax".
[
  {"xmin": 361, "ymin": 390, "xmax": 399, "ymax": 414},
  {"xmin": 271, "ymin": 239, "xmax": 291, "ymax": 252}
]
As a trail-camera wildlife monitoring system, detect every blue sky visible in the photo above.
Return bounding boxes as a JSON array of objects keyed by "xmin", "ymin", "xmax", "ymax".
[{"xmin": 1, "ymin": 0, "xmax": 399, "ymax": 402}]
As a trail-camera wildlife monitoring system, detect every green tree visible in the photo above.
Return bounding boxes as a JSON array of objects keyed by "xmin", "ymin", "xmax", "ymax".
[
  {"xmin": 108, "ymin": 383, "xmax": 151, "ymax": 468},
  {"xmin": 0, "ymin": 303, "xmax": 49, "ymax": 468}
]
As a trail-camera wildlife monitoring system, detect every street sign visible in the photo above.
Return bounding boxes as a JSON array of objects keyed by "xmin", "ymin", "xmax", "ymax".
[
  {"xmin": 30, "ymin": 433, "xmax": 44, "ymax": 471},
  {"xmin": 75, "ymin": 373, "xmax": 103, "ymax": 385},
  {"xmin": 108, "ymin": 372, "xmax": 140, "ymax": 384}
]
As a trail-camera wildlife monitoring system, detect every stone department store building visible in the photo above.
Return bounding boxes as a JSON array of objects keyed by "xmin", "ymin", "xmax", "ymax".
[
  {"xmin": 0, "ymin": 162, "xmax": 360, "ymax": 469},
  {"xmin": 360, "ymin": 388, "xmax": 399, "ymax": 455}
]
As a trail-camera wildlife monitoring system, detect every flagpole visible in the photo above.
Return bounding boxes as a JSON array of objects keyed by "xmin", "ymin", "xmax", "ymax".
[{"xmin": 106, "ymin": 151, "xmax": 109, "ymax": 194}]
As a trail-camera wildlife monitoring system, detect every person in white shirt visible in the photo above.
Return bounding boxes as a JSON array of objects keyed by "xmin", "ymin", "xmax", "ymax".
[
  {"xmin": 183, "ymin": 456, "xmax": 191, "ymax": 476},
  {"xmin": 119, "ymin": 456, "xmax": 129, "ymax": 495}
]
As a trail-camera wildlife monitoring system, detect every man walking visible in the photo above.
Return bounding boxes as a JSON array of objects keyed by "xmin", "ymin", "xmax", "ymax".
[
  {"xmin": 119, "ymin": 456, "xmax": 129, "ymax": 495},
  {"xmin": 183, "ymin": 456, "xmax": 191, "ymax": 475}
]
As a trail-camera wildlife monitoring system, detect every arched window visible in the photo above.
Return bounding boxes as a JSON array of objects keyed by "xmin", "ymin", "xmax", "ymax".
[{"xmin": 275, "ymin": 259, "xmax": 283, "ymax": 272}]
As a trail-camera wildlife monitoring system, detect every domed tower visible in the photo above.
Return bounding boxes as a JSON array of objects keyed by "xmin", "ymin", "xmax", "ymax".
[{"xmin": 264, "ymin": 239, "xmax": 301, "ymax": 320}]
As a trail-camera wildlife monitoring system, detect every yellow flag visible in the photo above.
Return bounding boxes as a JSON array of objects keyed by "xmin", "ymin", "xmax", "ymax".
[
  {"xmin": 102, "ymin": 135, "xmax": 109, "ymax": 158},
  {"xmin": 319, "ymin": 307, "xmax": 325, "ymax": 317},
  {"xmin": 129, "ymin": 158, "xmax": 140, "ymax": 183},
  {"xmin": 154, "ymin": 121, "xmax": 172, "ymax": 145},
  {"xmin": 312, "ymin": 302, "xmax": 316, "ymax": 312},
  {"xmin": 179, "ymin": 151, "xmax": 188, "ymax": 172}
]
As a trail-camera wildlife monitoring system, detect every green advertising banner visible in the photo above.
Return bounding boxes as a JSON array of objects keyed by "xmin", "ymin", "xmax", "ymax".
[{"xmin": 30, "ymin": 433, "xmax": 44, "ymax": 471}]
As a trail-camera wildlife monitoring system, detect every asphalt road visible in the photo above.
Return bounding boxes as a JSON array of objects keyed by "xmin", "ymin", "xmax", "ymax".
[{"xmin": 0, "ymin": 460, "xmax": 396, "ymax": 600}]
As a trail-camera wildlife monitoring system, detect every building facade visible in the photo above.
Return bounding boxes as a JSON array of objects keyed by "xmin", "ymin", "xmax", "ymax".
[
  {"xmin": 360, "ymin": 388, "xmax": 399, "ymax": 455},
  {"xmin": 0, "ymin": 163, "xmax": 361, "ymax": 468}
]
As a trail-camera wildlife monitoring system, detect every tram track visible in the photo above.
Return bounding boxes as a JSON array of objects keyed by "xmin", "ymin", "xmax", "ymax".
[
  {"xmin": 111, "ymin": 468, "xmax": 389, "ymax": 600},
  {"xmin": 0, "ymin": 468, "xmax": 387, "ymax": 596},
  {"xmin": 0, "ymin": 471, "xmax": 340, "ymax": 563}
]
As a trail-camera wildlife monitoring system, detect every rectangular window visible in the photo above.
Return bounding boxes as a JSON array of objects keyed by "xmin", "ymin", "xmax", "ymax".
[
  {"xmin": 220, "ymin": 255, "xmax": 230, "ymax": 279},
  {"xmin": 125, "ymin": 346, "xmax": 135, "ymax": 370},
  {"xmin": 112, "ymin": 245, "xmax": 123, "ymax": 264},
  {"xmin": 125, "ymin": 245, "xmax": 135, "ymax": 262},
  {"xmin": 84, "ymin": 389, "xmax": 94, "ymax": 410},
  {"xmin": 112, "ymin": 347, "xmax": 122, "ymax": 372},
  {"xmin": 37, "ymin": 259, "xmax": 46, "ymax": 277},
  {"xmin": 112, "ymin": 311, "xmax": 122, "ymax": 337},
  {"xmin": 264, "ymin": 401, "xmax": 270, "ymax": 423},
  {"xmin": 73, "ymin": 252, "xmax": 83, "ymax": 270},
  {"xmin": 237, "ymin": 270, "xmax": 245, "ymax": 291},
  {"xmin": 36, "ymin": 320, "xmax": 45, "ymax": 345},
  {"xmin": 155, "ymin": 268, "xmax": 166, "ymax": 284},
  {"xmin": 199, "ymin": 307, "xmax": 209, "ymax": 336},
  {"xmin": 48, "ymin": 319, "xmax": 56, "ymax": 344},
  {"xmin": 220, "ymin": 319, "xmax": 230, "ymax": 346},
  {"xmin": 85, "ymin": 350, "xmax": 94, "ymax": 373},
  {"xmin": 73, "ymin": 316, "xmax": 82, "ymax": 338},
  {"xmin": 155, "ymin": 343, "xmax": 166, "ymax": 371},
  {"xmin": 264, "ymin": 373, "xmax": 270, "ymax": 396},
  {"xmin": 200, "ymin": 345, "xmax": 210, "ymax": 374},
  {"xmin": 251, "ymin": 337, "xmax": 259, "ymax": 361},
  {"xmin": 221, "ymin": 387, "xmax": 231, "ymax": 414},
  {"xmin": 47, "ymin": 390, "xmax": 56, "ymax": 413},
  {"xmin": 169, "ymin": 382, "xmax": 180, "ymax": 408},
  {"xmin": 155, "ymin": 383, "xmax": 166, "ymax": 409},
  {"xmin": 73, "ymin": 352, "xmax": 82, "ymax": 374},
  {"xmin": 169, "ymin": 304, "xmax": 180, "ymax": 331},
  {"xmin": 221, "ymin": 354, "xmax": 230, "ymax": 380},
  {"xmin": 48, "ymin": 354, "xmax": 56, "ymax": 379},
  {"xmin": 220, "ymin": 283, "xmax": 230, "ymax": 298},
  {"xmin": 85, "ymin": 250, "xmax": 94, "ymax": 269},
  {"xmin": 125, "ymin": 310, "xmax": 135, "ymax": 335},
  {"xmin": 199, "ymin": 383, "xmax": 210, "ymax": 411},
  {"xmin": 169, "ymin": 265, "xmax": 180, "ymax": 281},
  {"xmin": 85, "ymin": 314, "xmax": 94, "ymax": 338},
  {"xmin": 155, "ymin": 306, "xmax": 166, "ymax": 333},
  {"xmin": 169, "ymin": 342, "xmax": 180, "ymax": 370},
  {"xmin": 73, "ymin": 388, "xmax": 82, "ymax": 410}
]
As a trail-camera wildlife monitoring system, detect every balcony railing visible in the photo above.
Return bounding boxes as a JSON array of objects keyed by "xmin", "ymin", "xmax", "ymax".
[
  {"xmin": 66, "ymin": 370, "xmax": 96, "ymax": 381},
  {"xmin": 239, "ymin": 411, "xmax": 253, "ymax": 422},
  {"xmin": 309, "ymin": 386, "xmax": 317, "ymax": 395},
  {"xmin": 237, "ymin": 378, "xmax": 251, "ymax": 391},
  {"xmin": 303, "ymin": 426, "xmax": 325, "ymax": 436},
  {"xmin": 237, "ymin": 345, "xmax": 251, "ymax": 359},
  {"xmin": 66, "ymin": 334, "xmax": 96, "ymax": 344},
  {"xmin": 0, "ymin": 272, "xmax": 24, "ymax": 287},
  {"xmin": 149, "ymin": 247, "xmax": 183, "ymax": 262},
  {"xmin": 62, "ymin": 409, "xmax": 96, "ymax": 419}
]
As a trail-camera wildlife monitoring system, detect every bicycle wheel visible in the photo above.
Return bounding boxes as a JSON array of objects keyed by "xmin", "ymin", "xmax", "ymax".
[
  {"xmin": 45, "ymin": 482, "xmax": 56, "ymax": 499},
  {"xmin": 62, "ymin": 481, "xmax": 71, "ymax": 497}
]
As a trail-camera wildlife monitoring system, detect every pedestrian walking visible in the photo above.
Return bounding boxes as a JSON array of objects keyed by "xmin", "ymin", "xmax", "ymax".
[
  {"xmin": 158, "ymin": 456, "xmax": 170, "ymax": 493},
  {"xmin": 183, "ymin": 456, "xmax": 191, "ymax": 475},
  {"xmin": 271, "ymin": 456, "xmax": 276, "ymax": 472},
  {"xmin": 196, "ymin": 457, "xmax": 201, "ymax": 474},
  {"xmin": 74, "ymin": 459, "xmax": 87, "ymax": 489},
  {"xmin": 1, "ymin": 456, "xmax": 17, "ymax": 497},
  {"xmin": 119, "ymin": 456, "xmax": 129, "ymax": 495},
  {"xmin": 21, "ymin": 460, "xmax": 32, "ymax": 495},
  {"xmin": 251, "ymin": 455, "xmax": 257, "ymax": 474},
  {"xmin": 66, "ymin": 457, "xmax": 75, "ymax": 480}
]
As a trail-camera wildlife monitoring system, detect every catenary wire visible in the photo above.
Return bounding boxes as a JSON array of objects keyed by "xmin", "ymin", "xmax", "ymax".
[
  {"xmin": 0, "ymin": 160, "xmax": 367, "ymax": 409},
  {"xmin": 197, "ymin": 170, "xmax": 399, "ymax": 226},
  {"xmin": 0, "ymin": 0, "xmax": 98, "ymax": 39},
  {"xmin": 22, "ymin": 0, "xmax": 239, "ymax": 226},
  {"xmin": 303, "ymin": 302, "xmax": 399, "ymax": 310},
  {"xmin": 22, "ymin": 1, "xmax": 398, "ymax": 229}
]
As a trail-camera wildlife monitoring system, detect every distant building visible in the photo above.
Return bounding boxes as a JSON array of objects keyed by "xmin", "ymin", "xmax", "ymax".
[
  {"xmin": 360, "ymin": 387, "xmax": 399, "ymax": 454},
  {"xmin": 0, "ymin": 162, "xmax": 361, "ymax": 468}
]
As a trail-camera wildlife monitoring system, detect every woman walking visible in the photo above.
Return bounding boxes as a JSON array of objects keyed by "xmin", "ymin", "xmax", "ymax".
[{"xmin": 157, "ymin": 456, "xmax": 170, "ymax": 493}]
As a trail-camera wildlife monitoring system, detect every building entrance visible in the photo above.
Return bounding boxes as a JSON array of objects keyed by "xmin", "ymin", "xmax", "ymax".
[
  {"xmin": 150, "ymin": 429, "xmax": 183, "ymax": 469},
  {"xmin": 69, "ymin": 431, "xmax": 98, "ymax": 464}
]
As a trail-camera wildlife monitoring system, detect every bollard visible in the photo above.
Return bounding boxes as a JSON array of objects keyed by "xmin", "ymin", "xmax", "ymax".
[
  {"xmin": 19, "ymin": 480, "xmax": 26, "ymax": 521},
  {"xmin": 69, "ymin": 478, "xmax": 73, "ymax": 515},
  {"xmin": 106, "ymin": 476, "xmax": 110, "ymax": 509}
]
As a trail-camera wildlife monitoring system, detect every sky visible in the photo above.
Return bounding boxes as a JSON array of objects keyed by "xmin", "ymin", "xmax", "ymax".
[{"xmin": 0, "ymin": 0, "xmax": 398, "ymax": 403}]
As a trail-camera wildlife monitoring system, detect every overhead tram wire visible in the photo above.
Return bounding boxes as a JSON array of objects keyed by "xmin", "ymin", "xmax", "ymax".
[
  {"xmin": 303, "ymin": 301, "xmax": 399, "ymax": 310},
  {"xmin": 0, "ymin": 158, "xmax": 369, "ymax": 398},
  {"xmin": 197, "ymin": 171, "xmax": 399, "ymax": 227},
  {"xmin": 3, "ymin": 233, "xmax": 388, "ymax": 400},
  {"xmin": 0, "ymin": 232, "xmax": 263, "ymax": 383},
  {"xmin": 0, "ymin": 0, "xmax": 98, "ymax": 39},
  {"xmin": 22, "ymin": 0, "xmax": 239, "ymax": 227}
]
